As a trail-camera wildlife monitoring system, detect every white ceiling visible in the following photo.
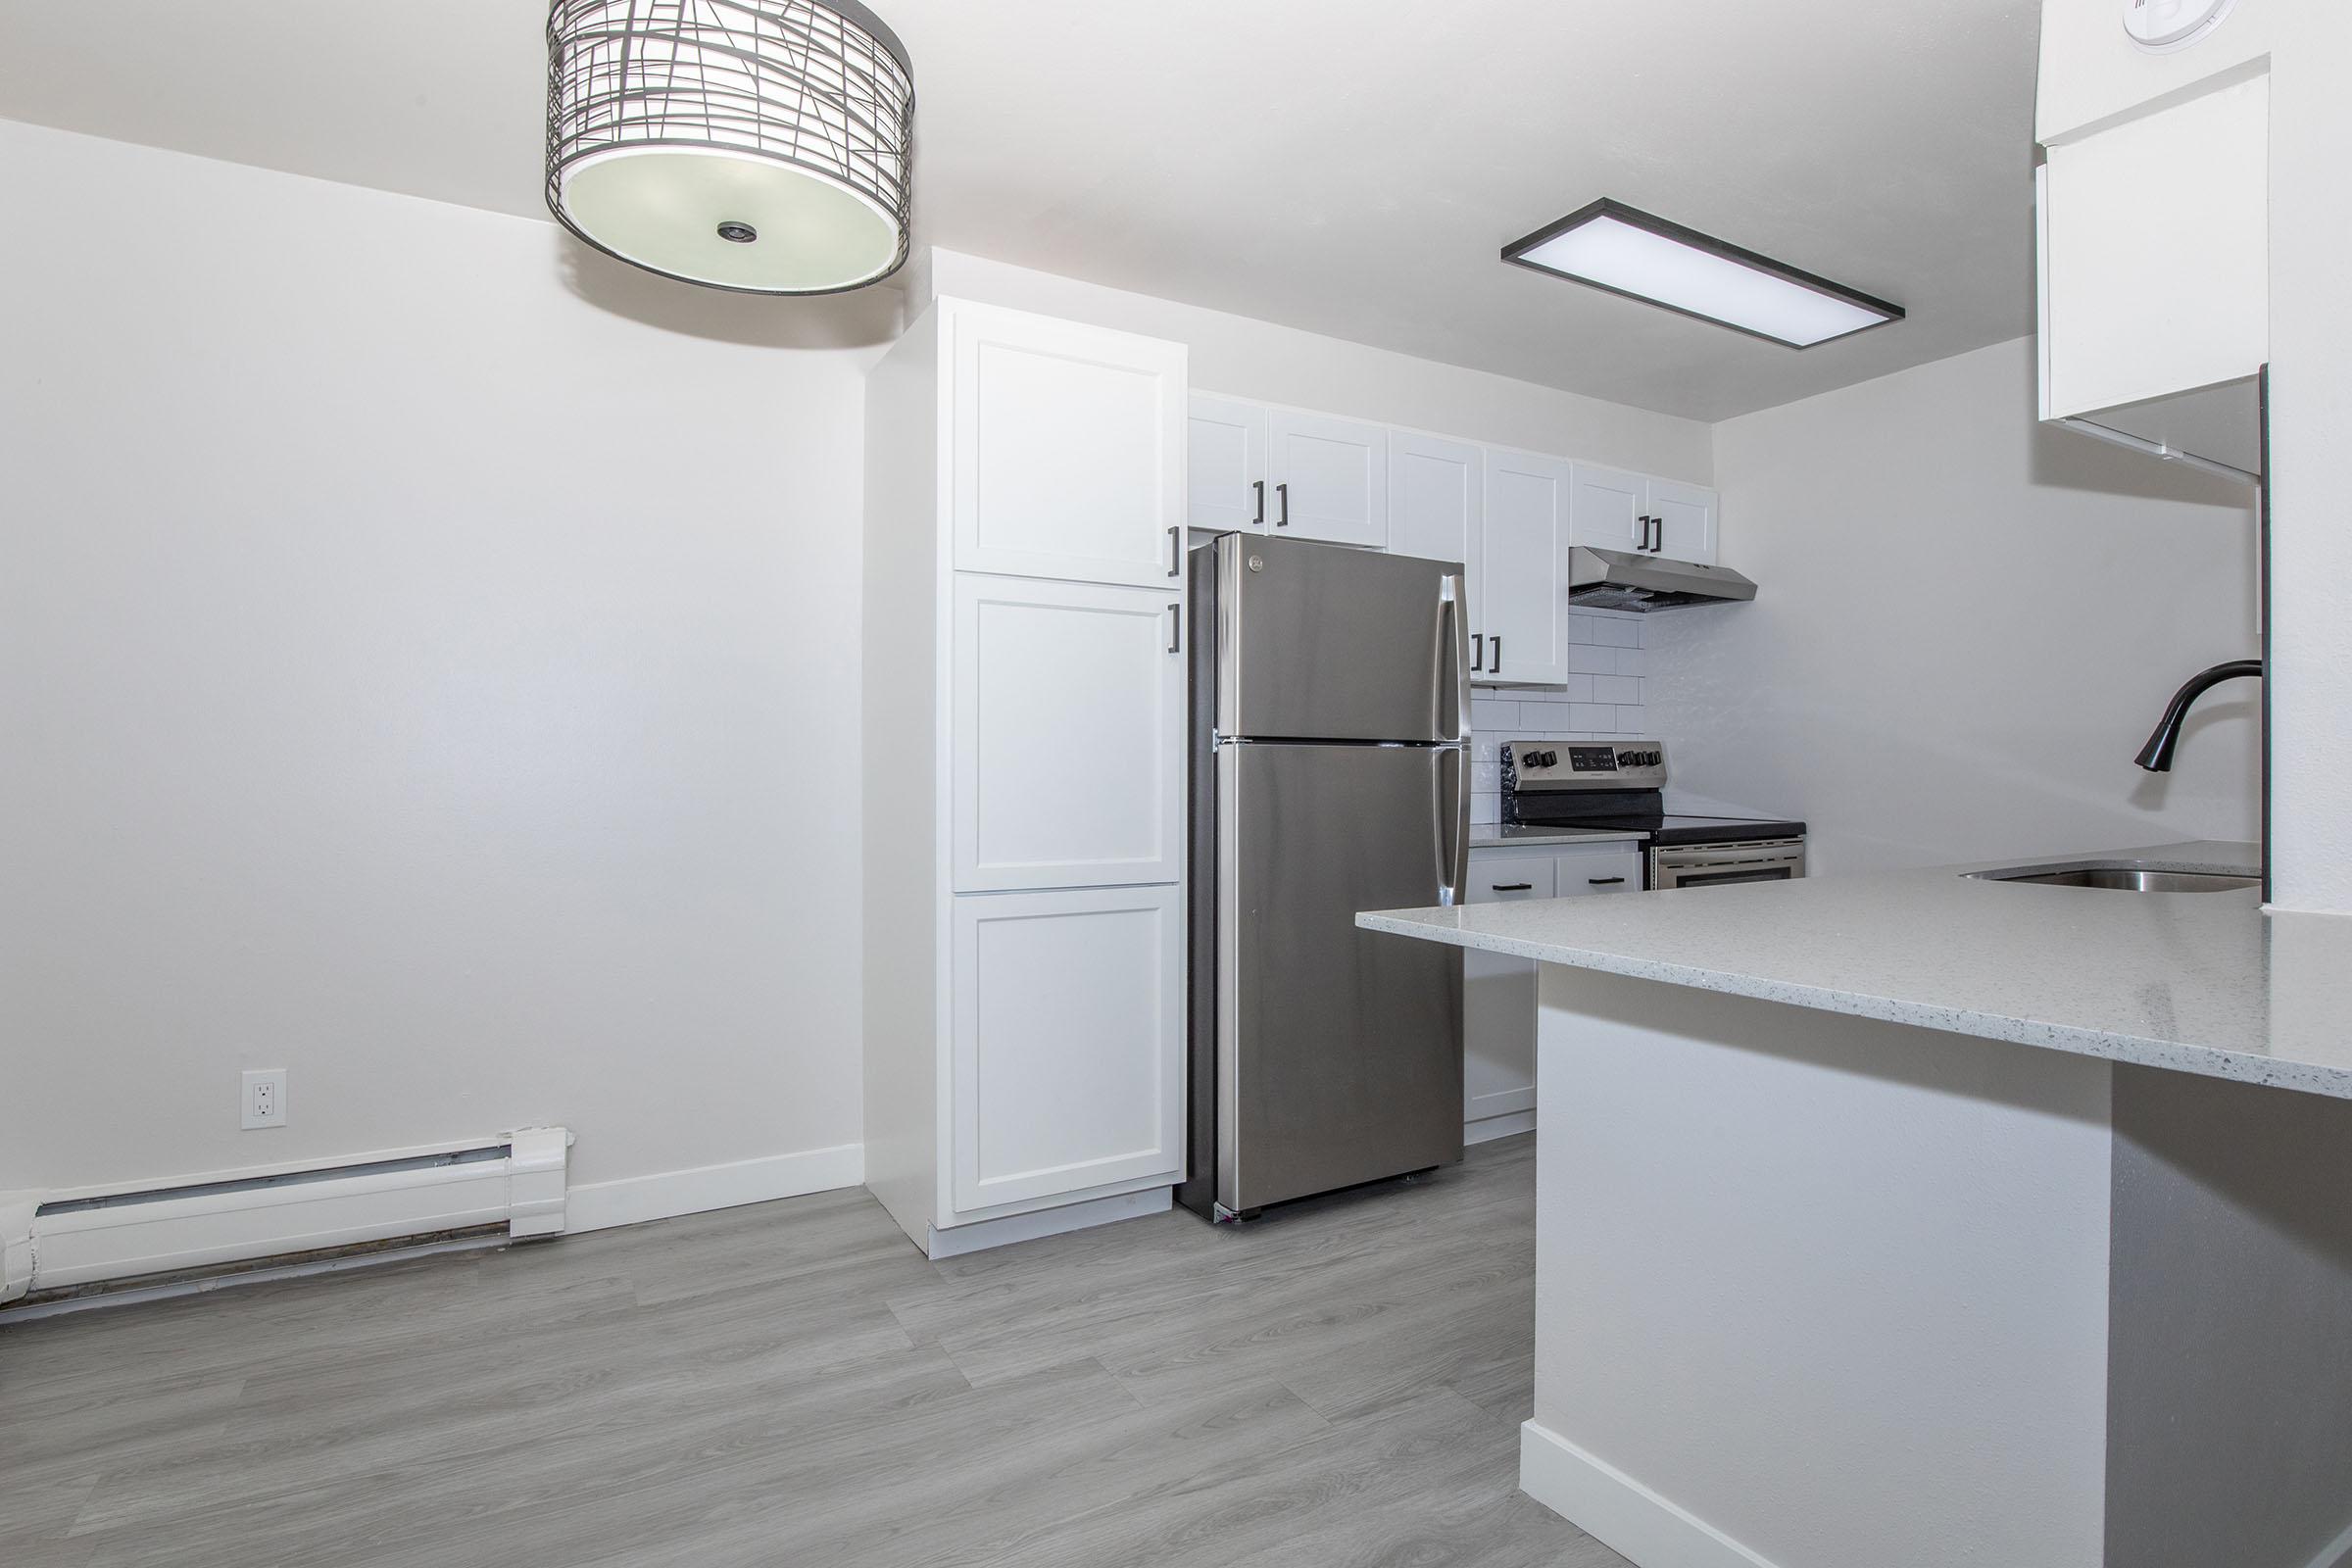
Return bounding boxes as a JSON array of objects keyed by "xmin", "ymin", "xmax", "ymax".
[{"xmin": 0, "ymin": 1, "xmax": 2044, "ymax": 421}]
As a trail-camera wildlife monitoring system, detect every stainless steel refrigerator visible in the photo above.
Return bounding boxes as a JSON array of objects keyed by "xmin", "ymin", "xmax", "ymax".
[{"xmin": 1179, "ymin": 533, "xmax": 1470, "ymax": 1222}]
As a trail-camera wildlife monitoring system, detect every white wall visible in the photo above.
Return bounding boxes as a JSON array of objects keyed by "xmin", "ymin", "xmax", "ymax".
[
  {"xmin": 1646, "ymin": 336, "xmax": 2260, "ymax": 875},
  {"xmin": 0, "ymin": 122, "xmax": 888, "ymax": 1202},
  {"xmin": 914, "ymin": 249, "xmax": 1714, "ymax": 483}
]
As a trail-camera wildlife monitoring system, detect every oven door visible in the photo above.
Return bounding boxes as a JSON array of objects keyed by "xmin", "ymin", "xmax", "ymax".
[{"xmin": 1648, "ymin": 839, "xmax": 1807, "ymax": 890}]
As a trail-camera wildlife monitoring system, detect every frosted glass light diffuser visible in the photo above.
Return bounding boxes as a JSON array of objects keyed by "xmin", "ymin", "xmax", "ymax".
[
  {"xmin": 547, "ymin": 0, "xmax": 914, "ymax": 295},
  {"xmin": 1502, "ymin": 200, "xmax": 1903, "ymax": 348}
]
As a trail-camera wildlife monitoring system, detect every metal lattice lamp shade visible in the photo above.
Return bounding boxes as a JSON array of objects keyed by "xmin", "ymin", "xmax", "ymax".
[{"xmin": 546, "ymin": 0, "xmax": 914, "ymax": 295}]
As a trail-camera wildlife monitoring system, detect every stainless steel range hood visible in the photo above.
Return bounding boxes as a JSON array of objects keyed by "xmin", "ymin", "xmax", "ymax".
[{"xmin": 1568, "ymin": 547, "xmax": 1757, "ymax": 612}]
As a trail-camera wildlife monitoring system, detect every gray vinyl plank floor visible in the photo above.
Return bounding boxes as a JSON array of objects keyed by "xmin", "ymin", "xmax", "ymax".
[{"xmin": 0, "ymin": 1134, "xmax": 1627, "ymax": 1567}]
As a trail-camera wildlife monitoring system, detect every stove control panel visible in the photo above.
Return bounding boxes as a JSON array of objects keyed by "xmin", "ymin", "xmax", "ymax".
[{"xmin": 1504, "ymin": 739, "xmax": 1669, "ymax": 792}]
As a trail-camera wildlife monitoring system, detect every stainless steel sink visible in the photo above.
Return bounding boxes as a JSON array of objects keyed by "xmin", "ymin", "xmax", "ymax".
[{"xmin": 1966, "ymin": 861, "xmax": 2259, "ymax": 893}]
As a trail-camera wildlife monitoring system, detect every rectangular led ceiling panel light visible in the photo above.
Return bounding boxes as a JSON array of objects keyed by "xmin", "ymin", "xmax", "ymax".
[{"xmin": 1501, "ymin": 199, "xmax": 1904, "ymax": 348}]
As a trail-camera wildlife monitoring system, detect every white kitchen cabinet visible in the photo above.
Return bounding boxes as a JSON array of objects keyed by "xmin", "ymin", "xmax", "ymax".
[
  {"xmin": 949, "ymin": 299, "xmax": 1187, "ymax": 588},
  {"xmin": 1188, "ymin": 393, "xmax": 1269, "ymax": 532},
  {"xmin": 1572, "ymin": 464, "xmax": 1719, "ymax": 566},
  {"xmin": 1267, "ymin": 408, "xmax": 1388, "ymax": 548},
  {"xmin": 953, "ymin": 574, "xmax": 1185, "ymax": 892},
  {"xmin": 1480, "ymin": 448, "xmax": 1574, "ymax": 684},
  {"xmin": 1646, "ymin": 478, "xmax": 1720, "ymax": 565},
  {"xmin": 1388, "ymin": 429, "xmax": 1484, "ymax": 573},
  {"xmin": 1462, "ymin": 843, "xmax": 1641, "ymax": 1139},
  {"xmin": 864, "ymin": 297, "xmax": 1190, "ymax": 1260},
  {"xmin": 2035, "ymin": 75, "xmax": 2268, "ymax": 474},
  {"xmin": 1567, "ymin": 464, "xmax": 1648, "ymax": 555},
  {"xmin": 950, "ymin": 884, "xmax": 1185, "ymax": 1213}
]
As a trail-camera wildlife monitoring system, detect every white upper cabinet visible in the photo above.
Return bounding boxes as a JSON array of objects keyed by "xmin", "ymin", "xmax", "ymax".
[
  {"xmin": 952, "ymin": 573, "xmax": 1185, "ymax": 893},
  {"xmin": 1646, "ymin": 478, "xmax": 1720, "ymax": 566},
  {"xmin": 950, "ymin": 883, "xmax": 1184, "ymax": 1214},
  {"xmin": 950, "ymin": 301, "xmax": 1186, "ymax": 588},
  {"xmin": 1480, "ymin": 448, "xmax": 1573, "ymax": 685},
  {"xmin": 1187, "ymin": 393, "xmax": 1269, "ymax": 532},
  {"xmin": 1267, "ymin": 409, "xmax": 1388, "ymax": 548},
  {"xmin": 1572, "ymin": 464, "xmax": 1718, "ymax": 566},
  {"xmin": 1568, "ymin": 464, "xmax": 1648, "ymax": 555},
  {"xmin": 1388, "ymin": 430, "xmax": 1485, "ymax": 575}
]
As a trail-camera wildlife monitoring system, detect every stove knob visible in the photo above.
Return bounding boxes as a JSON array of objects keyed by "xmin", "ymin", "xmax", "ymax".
[{"xmin": 1539, "ymin": 750, "xmax": 1558, "ymax": 767}]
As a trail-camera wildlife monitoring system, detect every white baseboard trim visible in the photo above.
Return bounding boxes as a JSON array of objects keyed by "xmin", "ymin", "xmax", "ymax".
[
  {"xmin": 1466, "ymin": 1108, "xmax": 1537, "ymax": 1146},
  {"xmin": 1520, "ymin": 1420, "xmax": 1783, "ymax": 1568},
  {"xmin": 565, "ymin": 1142, "xmax": 864, "ymax": 1235},
  {"xmin": 1469, "ymin": 1085, "xmax": 1536, "ymax": 1120},
  {"xmin": 926, "ymin": 1186, "xmax": 1169, "ymax": 1259}
]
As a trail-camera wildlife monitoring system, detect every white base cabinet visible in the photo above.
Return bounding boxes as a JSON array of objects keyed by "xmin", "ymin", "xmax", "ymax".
[
  {"xmin": 1463, "ymin": 842, "xmax": 1642, "ymax": 1136},
  {"xmin": 865, "ymin": 298, "xmax": 1189, "ymax": 1259},
  {"xmin": 951, "ymin": 885, "xmax": 1185, "ymax": 1213}
]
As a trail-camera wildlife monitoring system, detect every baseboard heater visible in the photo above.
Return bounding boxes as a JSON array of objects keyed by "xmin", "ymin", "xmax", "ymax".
[{"xmin": 0, "ymin": 1127, "xmax": 568, "ymax": 1308}]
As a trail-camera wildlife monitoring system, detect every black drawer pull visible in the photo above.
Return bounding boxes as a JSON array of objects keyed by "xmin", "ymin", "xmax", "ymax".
[
  {"xmin": 1491, "ymin": 882, "xmax": 1535, "ymax": 892},
  {"xmin": 1588, "ymin": 876, "xmax": 1626, "ymax": 886}
]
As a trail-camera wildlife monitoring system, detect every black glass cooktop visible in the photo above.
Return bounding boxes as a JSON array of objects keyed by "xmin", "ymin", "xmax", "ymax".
[{"xmin": 1511, "ymin": 806, "xmax": 1806, "ymax": 848}]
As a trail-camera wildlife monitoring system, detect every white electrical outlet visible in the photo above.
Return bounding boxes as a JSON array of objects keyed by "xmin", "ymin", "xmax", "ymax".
[{"xmin": 241, "ymin": 1069, "xmax": 288, "ymax": 1130}]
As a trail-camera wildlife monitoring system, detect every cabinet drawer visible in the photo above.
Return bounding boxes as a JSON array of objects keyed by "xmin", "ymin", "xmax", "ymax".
[
  {"xmin": 1553, "ymin": 845, "xmax": 1642, "ymax": 895},
  {"xmin": 1467, "ymin": 854, "xmax": 1555, "ymax": 904}
]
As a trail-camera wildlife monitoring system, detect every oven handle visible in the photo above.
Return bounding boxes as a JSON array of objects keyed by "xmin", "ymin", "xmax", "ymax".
[
  {"xmin": 1651, "ymin": 841, "xmax": 1807, "ymax": 883},
  {"xmin": 1650, "ymin": 840, "xmax": 1806, "ymax": 867}
]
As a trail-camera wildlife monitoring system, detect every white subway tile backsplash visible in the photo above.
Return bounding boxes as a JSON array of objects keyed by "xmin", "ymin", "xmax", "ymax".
[
  {"xmin": 1567, "ymin": 645, "xmax": 1615, "ymax": 676},
  {"xmin": 1592, "ymin": 674, "xmax": 1642, "ymax": 706},
  {"xmin": 1561, "ymin": 673, "xmax": 1595, "ymax": 703},
  {"xmin": 1615, "ymin": 705, "xmax": 1646, "ymax": 730},
  {"xmin": 1472, "ymin": 760, "xmax": 1500, "ymax": 792},
  {"xmin": 1568, "ymin": 617, "xmax": 1597, "ymax": 646},
  {"xmin": 1594, "ymin": 615, "xmax": 1641, "ymax": 649},
  {"xmin": 1471, "ymin": 698, "xmax": 1520, "ymax": 730},
  {"xmin": 1470, "ymin": 792, "xmax": 1500, "ymax": 825},
  {"xmin": 1472, "ymin": 737, "xmax": 1498, "ymax": 762},
  {"xmin": 1568, "ymin": 703, "xmax": 1617, "ymax": 731},
  {"xmin": 1614, "ymin": 648, "xmax": 1646, "ymax": 677}
]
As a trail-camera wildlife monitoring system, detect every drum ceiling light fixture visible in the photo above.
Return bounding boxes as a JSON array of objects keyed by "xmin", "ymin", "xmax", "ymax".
[{"xmin": 546, "ymin": 0, "xmax": 914, "ymax": 295}]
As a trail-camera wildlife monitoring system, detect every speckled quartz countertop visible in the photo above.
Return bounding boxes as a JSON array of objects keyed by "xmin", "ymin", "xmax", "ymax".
[
  {"xmin": 1469, "ymin": 825, "xmax": 1646, "ymax": 850},
  {"xmin": 1362, "ymin": 841, "xmax": 2352, "ymax": 1100}
]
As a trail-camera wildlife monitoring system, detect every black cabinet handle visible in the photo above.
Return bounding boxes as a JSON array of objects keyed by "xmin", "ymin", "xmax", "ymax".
[
  {"xmin": 1275, "ymin": 481, "xmax": 1290, "ymax": 527},
  {"xmin": 1168, "ymin": 603, "xmax": 1182, "ymax": 654},
  {"xmin": 1588, "ymin": 876, "xmax": 1626, "ymax": 886},
  {"xmin": 1472, "ymin": 632, "xmax": 1485, "ymax": 672},
  {"xmin": 1251, "ymin": 478, "xmax": 1265, "ymax": 528},
  {"xmin": 1491, "ymin": 635, "xmax": 1501, "ymax": 673},
  {"xmin": 1492, "ymin": 882, "xmax": 1534, "ymax": 892},
  {"xmin": 1167, "ymin": 524, "xmax": 1182, "ymax": 578}
]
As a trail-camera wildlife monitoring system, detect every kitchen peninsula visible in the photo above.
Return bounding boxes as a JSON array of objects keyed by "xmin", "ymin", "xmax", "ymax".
[{"xmin": 1363, "ymin": 843, "xmax": 2352, "ymax": 1568}]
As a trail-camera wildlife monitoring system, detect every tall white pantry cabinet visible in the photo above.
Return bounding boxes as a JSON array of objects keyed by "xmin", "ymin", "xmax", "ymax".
[{"xmin": 864, "ymin": 298, "xmax": 1191, "ymax": 1258}]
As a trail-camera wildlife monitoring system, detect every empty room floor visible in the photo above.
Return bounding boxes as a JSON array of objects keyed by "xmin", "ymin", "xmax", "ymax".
[{"xmin": 0, "ymin": 1135, "xmax": 1626, "ymax": 1568}]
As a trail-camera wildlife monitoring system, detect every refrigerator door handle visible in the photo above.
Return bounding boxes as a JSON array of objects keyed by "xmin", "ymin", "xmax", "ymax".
[
  {"xmin": 1440, "ymin": 571, "xmax": 1472, "ymax": 743},
  {"xmin": 1436, "ymin": 747, "xmax": 1469, "ymax": 907}
]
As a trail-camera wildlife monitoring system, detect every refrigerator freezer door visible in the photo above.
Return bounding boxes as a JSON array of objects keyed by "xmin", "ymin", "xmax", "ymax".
[
  {"xmin": 1214, "ymin": 740, "xmax": 1466, "ymax": 1213},
  {"xmin": 1215, "ymin": 535, "xmax": 1468, "ymax": 744}
]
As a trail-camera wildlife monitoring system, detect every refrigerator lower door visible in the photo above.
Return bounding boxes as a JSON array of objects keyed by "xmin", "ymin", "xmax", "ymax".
[{"xmin": 1203, "ymin": 740, "xmax": 1466, "ymax": 1215}]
